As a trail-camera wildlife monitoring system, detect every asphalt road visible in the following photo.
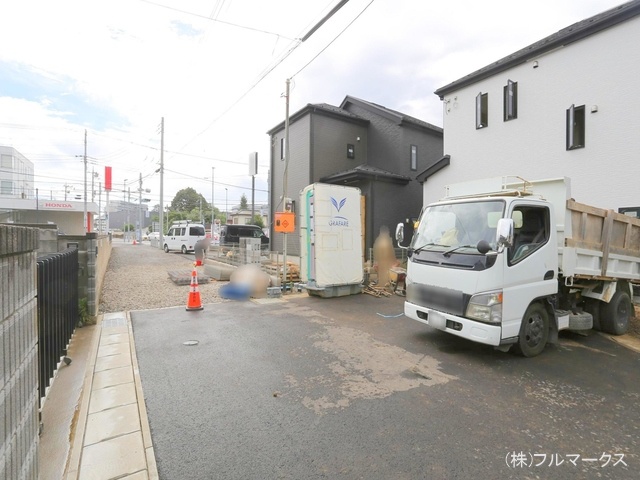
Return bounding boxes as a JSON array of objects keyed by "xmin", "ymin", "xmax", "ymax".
[{"xmin": 132, "ymin": 293, "xmax": 639, "ymax": 480}]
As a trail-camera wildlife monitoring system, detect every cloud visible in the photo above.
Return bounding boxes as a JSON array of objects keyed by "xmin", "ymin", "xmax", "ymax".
[{"xmin": 0, "ymin": 0, "xmax": 625, "ymax": 210}]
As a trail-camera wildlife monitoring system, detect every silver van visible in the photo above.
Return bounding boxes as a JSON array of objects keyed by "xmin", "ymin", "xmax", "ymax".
[{"xmin": 163, "ymin": 222, "xmax": 206, "ymax": 254}]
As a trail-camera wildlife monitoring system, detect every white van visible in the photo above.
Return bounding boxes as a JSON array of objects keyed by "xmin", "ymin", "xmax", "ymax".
[{"xmin": 163, "ymin": 222, "xmax": 206, "ymax": 254}]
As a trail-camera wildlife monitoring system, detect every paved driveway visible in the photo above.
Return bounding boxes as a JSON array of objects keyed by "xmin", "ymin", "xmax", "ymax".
[{"xmin": 132, "ymin": 293, "xmax": 639, "ymax": 479}]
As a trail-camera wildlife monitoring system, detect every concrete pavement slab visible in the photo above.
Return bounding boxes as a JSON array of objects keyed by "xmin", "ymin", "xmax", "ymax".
[
  {"xmin": 78, "ymin": 431, "xmax": 147, "ymax": 479},
  {"xmin": 64, "ymin": 312, "xmax": 158, "ymax": 480},
  {"xmin": 92, "ymin": 365, "xmax": 134, "ymax": 390},
  {"xmin": 83, "ymin": 403, "xmax": 141, "ymax": 446}
]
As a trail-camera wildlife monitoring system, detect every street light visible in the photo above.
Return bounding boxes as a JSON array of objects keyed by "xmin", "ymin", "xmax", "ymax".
[
  {"xmin": 123, "ymin": 179, "xmax": 128, "ymax": 241},
  {"xmin": 211, "ymin": 167, "xmax": 216, "ymax": 231}
]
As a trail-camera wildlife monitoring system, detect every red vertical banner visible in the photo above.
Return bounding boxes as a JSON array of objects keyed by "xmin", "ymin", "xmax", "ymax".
[{"xmin": 105, "ymin": 166, "xmax": 112, "ymax": 191}]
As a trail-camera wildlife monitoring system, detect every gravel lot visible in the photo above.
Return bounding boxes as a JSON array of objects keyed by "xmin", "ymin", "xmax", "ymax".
[
  {"xmin": 99, "ymin": 241, "xmax": 227, "ymax": 313},
  {"xmin": 99, "ymin": 240, "xmax": 640, "ymax": 339}
]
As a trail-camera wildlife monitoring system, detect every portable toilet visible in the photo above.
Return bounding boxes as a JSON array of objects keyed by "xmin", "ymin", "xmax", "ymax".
[{"xmin": 300, "ymin": 183, "xmax": 363, "ymax": 297}]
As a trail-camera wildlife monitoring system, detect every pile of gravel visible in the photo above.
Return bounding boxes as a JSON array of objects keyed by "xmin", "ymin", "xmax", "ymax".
[{"xmin": 99, "ymin": 241, "xmax": 227, "ymax": 313}]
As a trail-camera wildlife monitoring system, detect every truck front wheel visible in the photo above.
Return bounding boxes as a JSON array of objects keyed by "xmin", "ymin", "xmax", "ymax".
[
  {"xmin": 600, "ymin": 291, "xmax": 631, "ymax": 335},
  {"xmin": 516, "ymin": 303, "xmax": 549, "ymax": 357}
]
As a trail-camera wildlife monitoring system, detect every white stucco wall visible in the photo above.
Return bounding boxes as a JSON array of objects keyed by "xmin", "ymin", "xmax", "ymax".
[{"xmin": 425, "ymin": 16, "xmax": 640, "ymax": 211}]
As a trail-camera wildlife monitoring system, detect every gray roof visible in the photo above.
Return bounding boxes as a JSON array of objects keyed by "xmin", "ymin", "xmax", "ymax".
[
  {"xmin": 435, "ymin": 0, "xmax": 640, "ymax": 98},
  {"xmin": 341, "ymin": 95, "xmax": 443, "ymax": 133},
  {"xmin": 415, "ymin": 155, "xmax": 450, "ymax": 184},
  {"xmin": 266, "ymin": 102, "xmax": 368, "ymax": 135}
]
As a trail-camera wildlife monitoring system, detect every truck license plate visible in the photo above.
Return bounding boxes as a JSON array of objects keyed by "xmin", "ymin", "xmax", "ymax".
[{"xmin": 428, "ymin": 311, "xmax": 446, "ymax": 330}]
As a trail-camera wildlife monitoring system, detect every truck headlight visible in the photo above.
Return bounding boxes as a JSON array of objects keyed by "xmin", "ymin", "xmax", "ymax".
[{"xmin": 466, "ymin": 291, "xmax": 503, "ymax": 324}]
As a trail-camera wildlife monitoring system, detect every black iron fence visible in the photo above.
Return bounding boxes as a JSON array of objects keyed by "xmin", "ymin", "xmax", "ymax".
[{"xmin": 37, "ymin": 247, "xmax": 78, "ymax": 399}]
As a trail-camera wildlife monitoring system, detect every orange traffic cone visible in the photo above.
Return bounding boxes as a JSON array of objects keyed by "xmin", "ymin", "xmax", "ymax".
[{"xmin": 186, "ymin": 265, "xmax": 203, "ymax": 311}]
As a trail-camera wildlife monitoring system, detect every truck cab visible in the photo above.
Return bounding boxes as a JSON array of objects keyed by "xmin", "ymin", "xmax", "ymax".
[{"xmin": 397, "ymin": 176, "xmax": 636, "ymax": 357}]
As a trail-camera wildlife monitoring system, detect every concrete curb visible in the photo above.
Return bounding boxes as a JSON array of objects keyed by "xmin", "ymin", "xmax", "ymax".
[
  {"xmin": 128, "ymin": 311, "xmax": 159, "ymax": 479},
  {"xmin": 64, "ymin": 315, "xmax": 101, "ymax": 480},
  {"xmin": 63, "ymin": 312, "xmax": 159, "ymax": 480}
]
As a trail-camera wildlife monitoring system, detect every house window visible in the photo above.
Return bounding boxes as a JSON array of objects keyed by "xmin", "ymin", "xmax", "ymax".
[
  {"xmin": 503, "ymin": 80, "xmax": 518, "ymax": 121},
  {"xmin": 347, "ymin": 144, "xmax": 355, "ymax": 159},
  {"xmin": 410, "ymin": 145, "xmax": 418, "ymax": 171},
  {"xmin": 476, "ymin": 92, "xmax": 488, "ymax": 129},
  {"xmin": 280, "ymin": 138, "xmax": 284, "ymax": 160},
  {"xmin": 1, "ymin": 154, "xmax": 13, "ymax": 168},
  {"xmin": 566, "ymin": 104, "xmax": 585, "ymax": 150}
]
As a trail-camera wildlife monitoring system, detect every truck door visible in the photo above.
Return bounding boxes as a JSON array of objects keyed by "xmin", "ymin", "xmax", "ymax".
[{"xmin": 501, "ymin": 204, "xmax": 558, "ymax": 339}]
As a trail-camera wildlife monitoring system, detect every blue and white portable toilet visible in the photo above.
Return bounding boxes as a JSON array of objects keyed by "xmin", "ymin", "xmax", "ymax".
[{"xmin": 299, "ymin": 183, "xmax": 363, "ymax": 297}]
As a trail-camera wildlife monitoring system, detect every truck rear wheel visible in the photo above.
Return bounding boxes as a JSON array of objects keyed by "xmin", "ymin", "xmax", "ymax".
[
  {"xmin": 600, "ymin": 291, "xmax": 631, "ymax": 335},
  {"xmin": 516, "ymin": 303, "xmax": 549, "ymax": 357}
]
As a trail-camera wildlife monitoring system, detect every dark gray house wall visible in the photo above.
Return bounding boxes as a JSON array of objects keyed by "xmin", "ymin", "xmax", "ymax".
[
  {"xmin": 269, "ymin": 114, "xmax": 312, "ymax": 255},
  {"xmin": 340, "ymin": 97, "xmax": 443, "ymax": 245},
  {"xmin": 310, "ymin": 113, "xmax": 368, "ymax": 181},
  {"xmin": 267, "ymin": 96, "xmax": 443, "ymax": 256}
]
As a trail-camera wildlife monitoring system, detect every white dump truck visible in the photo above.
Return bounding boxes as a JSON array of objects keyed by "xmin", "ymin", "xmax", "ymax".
[{"xmin": 396, "ymin": 176, "xmax": 639, "ymax": 357}]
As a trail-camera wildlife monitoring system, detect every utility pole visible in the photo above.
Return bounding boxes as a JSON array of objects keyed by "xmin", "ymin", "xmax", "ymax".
[
  {"xmin": 211, "ymin": 167, "xmax": 216, "ymax": 232},
  {"xmin": 83, "ymin": 129, "xmax": 88, "ymax": 233},
  {"xmin": 250, "ymin": 152, "xmax": 257, "ymax": 225},
  {"xmin": 127, "ymin": 187, "xmax": 131, "ymax": 242},
  {"xmin": 98, "ymin": 182, "xmax": 102, "ymax": 234},
  {"xmin": 91, "ymin": 167, "xmax": 96, "ymax": 202},
  {"xmin": 159, "ymin": 117, "xmax": 164, "ymax": 247},
  {"xmin": 282, "ymin": 78, "xmax": 291, "ymax": 288},
  {"xmin": 138, "ymin": 172, "xmax": 143, "ymax": 243}
]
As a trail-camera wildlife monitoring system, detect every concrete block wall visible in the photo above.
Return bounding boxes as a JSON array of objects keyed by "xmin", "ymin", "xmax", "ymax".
[
  {"xmin": 0, "ymin": 225, "xmax": 39, "ymax": 480},
  {"xmin": 56, "ymin": 233, "xmax": 112, "ymax": 317}
]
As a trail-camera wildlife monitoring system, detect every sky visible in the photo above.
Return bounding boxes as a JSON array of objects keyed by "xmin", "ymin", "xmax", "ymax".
[{"xmin": 0, "ymin": 0, "xmax": 626, "ymax": 214}]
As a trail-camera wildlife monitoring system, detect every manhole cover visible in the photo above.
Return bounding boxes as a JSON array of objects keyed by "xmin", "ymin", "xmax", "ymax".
[{"xmin": 183, "ymin": 340, "xmax": 199, "ymax": 346}]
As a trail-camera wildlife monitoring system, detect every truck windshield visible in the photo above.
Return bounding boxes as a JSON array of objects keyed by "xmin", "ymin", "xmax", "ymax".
[{"xmin": 411, "ymin": 200, "xmax": 504, "ymax": 253}]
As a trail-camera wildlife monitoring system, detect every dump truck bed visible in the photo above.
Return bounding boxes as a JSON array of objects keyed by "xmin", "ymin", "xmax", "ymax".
[{"xmin": 560, "ymin": 199, "xmax": 640, "ymax": 282}]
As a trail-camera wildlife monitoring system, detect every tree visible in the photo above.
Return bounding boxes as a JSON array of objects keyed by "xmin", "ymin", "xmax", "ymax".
[
  {"xmin": 251, "ymin": 215, "xmax": 265, "ymax": 229},
  {"xmin": 240, "ymin": 193, "xmax": 248, "ymax": 210},
  {"xmin": 171, "ymin": 187, "xmax": 208, "ymax": 213}
]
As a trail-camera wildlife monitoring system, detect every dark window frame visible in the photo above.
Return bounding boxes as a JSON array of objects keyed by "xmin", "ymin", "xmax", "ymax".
[
  {"xmin": 476, "ymin": 92, "xmax": 488, "ymax": 129},
  {"xmin": 566, "ymin": 104, "xmax": 585, "ymax": 150},
  {"xmin": 347, "ymin": 143, "xmax": 355, "ymax": 159},
  {"xmin": 410, "ymin": 145, "xmax": 418, "ymax": 171},
  {"xmin": 503, "ymin": 80, "xmax": 518, "ymax": 121}
]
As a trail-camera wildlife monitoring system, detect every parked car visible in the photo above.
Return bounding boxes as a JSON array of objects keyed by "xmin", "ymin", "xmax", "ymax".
[
  {"xmin": 164, "ymin": 222, "xmax": 206, "ymax": 253},
  {"xmin": 220, "ymin": 224, "xmax": 269, "ymax": 249}
]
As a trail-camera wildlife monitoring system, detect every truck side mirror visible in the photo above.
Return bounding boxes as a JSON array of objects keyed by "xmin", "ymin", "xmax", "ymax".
[
  {"xmin": 395, "ymin": 223, "xmax": 405, "ymax": 247},
  {"xmin": 496, "ymin": 218, "xmax": 514, "ymax": 253}
]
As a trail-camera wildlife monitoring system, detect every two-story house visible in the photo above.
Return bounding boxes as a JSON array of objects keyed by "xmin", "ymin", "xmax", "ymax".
[
  {"xmin": 421, "ymin": 0, "xmax": 640, "ymax": 214},
  {"xmin": 268, "ymin": 95, "xmax": 443, "ymax": 256}
]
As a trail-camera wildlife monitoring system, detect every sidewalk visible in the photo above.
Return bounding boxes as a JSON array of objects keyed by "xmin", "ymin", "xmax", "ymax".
[{"xmin": 64, "ymin": 312, "xmax": 158, "ymax": 480}]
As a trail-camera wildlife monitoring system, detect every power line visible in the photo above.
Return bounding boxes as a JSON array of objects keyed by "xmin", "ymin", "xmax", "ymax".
[
  {"xmin": 178, "ymin": 0, "xmax": 353, "ymax": 152},
  {"xmin": 137, "ymin": 0, "xmax": 294, "ymax": 40},
  {"xmin": 292, "ymin": 0, "xmax": 375, "ymax": 79},
  {"xmin": 163, "ymin": 167, "xmax": 268, "ymax": 193}
]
